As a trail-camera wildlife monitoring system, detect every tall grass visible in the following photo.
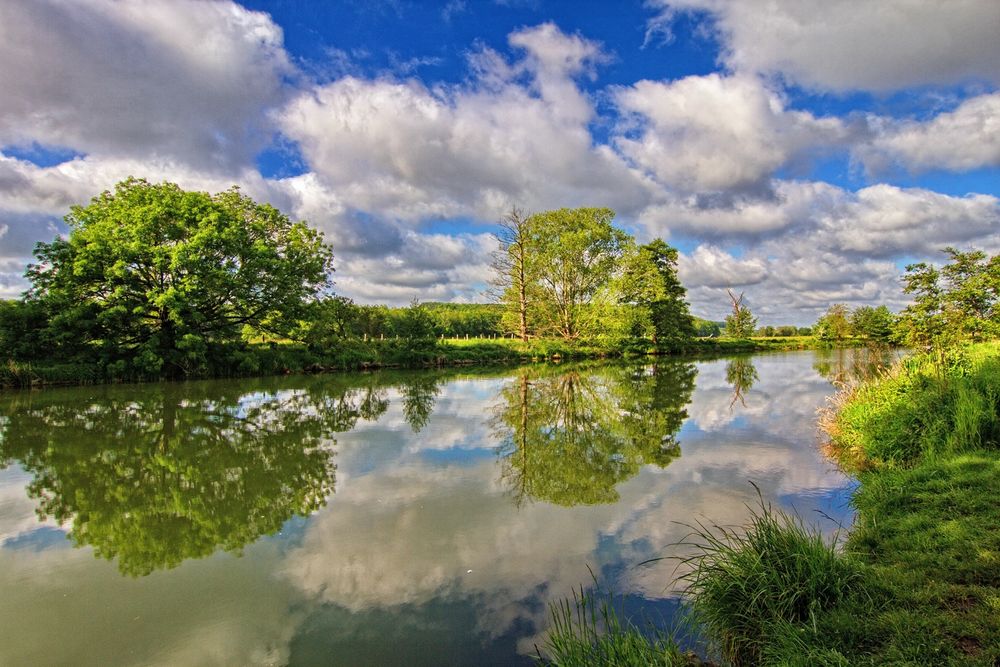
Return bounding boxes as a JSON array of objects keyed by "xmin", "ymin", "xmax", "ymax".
[
  {"xmin": 675, "ymin": 495, "xmax": 867, "ymax": 666},
  {"xmin": 539, "ymin": 585, "xmax": 691, "ymax": 666},
  {"xmin": 823, "ymin": 342, "xmax": 1000, "ymax": 468}
]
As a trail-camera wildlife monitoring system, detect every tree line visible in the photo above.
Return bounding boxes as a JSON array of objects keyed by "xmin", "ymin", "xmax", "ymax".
[
  {"xmin": 0, "ymin": 178, "xmax": 996, "ymax": 380},
  {"xmin": 811, "ymin": 248, "xmax": 999, "ymax": 353}
]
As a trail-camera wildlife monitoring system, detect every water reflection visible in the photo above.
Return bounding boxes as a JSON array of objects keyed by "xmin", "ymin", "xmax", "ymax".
[
  {"xmin": 813, "ymin": 343, "xmax": 896, "ymax": 384},
  {"xmin": 0, "ymin": 378, "xmax": 389, "ymax": 575},
  {"xmin": 724, "ymin": 356, "xmax": 758, "ymax": 408},
  {"xmin": 494, "ymin": 362, "xmax": 697, "ymax": 506},
  {"xmin": 0, "ymin": 352, "xmax": 861, "ymax": 666}
]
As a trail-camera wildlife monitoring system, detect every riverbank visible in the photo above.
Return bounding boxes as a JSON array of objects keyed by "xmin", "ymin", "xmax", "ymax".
[
  {"xmin": 0, "ymin": 335, "xmax": 850, "ymax": 388},
  {"xmin": 541, "ymin": 342, "xmax": 1000, "ymax": 666}
]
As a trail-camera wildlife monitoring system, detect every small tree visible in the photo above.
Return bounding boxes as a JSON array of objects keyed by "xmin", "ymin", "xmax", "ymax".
[
  {"xmin": 850, "ymin": 305, "xmax": 894, "ymax": 342},
  {"xmin": 723, "ymin": 290, "xmax": 757, "ymax": 339},
  {"xmin": 896, "ymin": 248, "xmax": 999, "ymax": 372},
  {"xmin": 814, "ymin": 303, "xmax": 852, "ymax": 342}
]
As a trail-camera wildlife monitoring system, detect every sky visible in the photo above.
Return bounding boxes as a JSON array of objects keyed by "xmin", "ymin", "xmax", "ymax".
[{"xmin": 0, "ymin": 0, "xmax": 998, "ymax": 324}]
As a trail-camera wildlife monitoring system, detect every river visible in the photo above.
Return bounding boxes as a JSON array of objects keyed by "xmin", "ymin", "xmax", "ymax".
[{"xmin": 0, "ymin": 348, "xmax": 883, "ymax": 665}]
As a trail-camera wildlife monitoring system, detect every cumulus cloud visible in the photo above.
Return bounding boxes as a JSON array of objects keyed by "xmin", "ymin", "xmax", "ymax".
[
  {"xmin": 669, "ymin": 181, "xmax": 999, "ymax": 322},
  {"xmin": 858, "ymin": 92, "xmax": 1000, "ymax": 174},
  {"xmin": 0, "ymin": 0, "xmax": 293, "ymax": 170},
  {"xmin": 679, "ymin": 244, "xmax": 768, "ymax": 288},
  {"xmin": 815, "ymin": 184, "xmax": 1000, "ymax": 258},
  {"xmin": 649, "ymin": 0, "xmax": 1000, "ymax": 91},
  {"xmin": 614, "ymin": 74, "xmax": 848, "ymax": 192},
  {"xmin": 639, "ymin": 180, "xmax": 844, "ymax": 238},
  {"xmin": 276, "ymin": 23, "xmax": 651, "ymax": 222}
]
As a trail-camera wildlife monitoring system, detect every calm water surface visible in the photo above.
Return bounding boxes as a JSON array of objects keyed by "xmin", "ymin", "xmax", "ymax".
[{"xmin": 0, "ymin": 349, "xmax": 880, "ymax": 665}]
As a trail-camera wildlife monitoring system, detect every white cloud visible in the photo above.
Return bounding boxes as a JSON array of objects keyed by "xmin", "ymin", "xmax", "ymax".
[
  {"xmin": 0, "ymin": 0, "xmax": 293, "ymax": 169},
  {"xmin": 815, "ymin": 184, "xmax": 1000, "ymax": 257},
  {"xmin": 276, "ymin": 24, "xmax": 651, "ymax": 223},
  {"xmin": 858, "ymin": 92, "xmax": 1000, "ymax": 174},
  {"xmin": 615, "ymin": 74, "xmax": 848, "ymax": 192},
  {"xmin": 666, "ymin": 181, "xmax": 999, "ymax": 323},
  {"xmin": 639, "ymin": 179, "xmax": 844, "ymax": 237},
  {"xmin": 679, "ymin": 244, "xmax": 768, "ymax": 288},
  {"xmin": 650, "ymin": 0, "xmax": 1000, "ymax": 91}
]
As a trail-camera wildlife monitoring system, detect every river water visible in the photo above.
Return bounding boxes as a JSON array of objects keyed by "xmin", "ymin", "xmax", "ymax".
[{"xmin": 0, "ymin": 349, "xmax": 879, "ymax": 665}]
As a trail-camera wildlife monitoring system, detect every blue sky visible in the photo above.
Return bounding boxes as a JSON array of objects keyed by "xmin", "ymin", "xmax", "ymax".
[{"xmin": 0, "ymin": 0, "xmax": 997, "ymax": 323}]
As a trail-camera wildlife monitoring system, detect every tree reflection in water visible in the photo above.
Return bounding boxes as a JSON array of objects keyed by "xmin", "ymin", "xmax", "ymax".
[
  {"xmin": 725, "ymin": 356, "xmax": 759, "ymax": 408},
  {"xmin": 813, "ymin": 343, "xmax": 896, "ymax": 385},
  {"xmin": 493, "ymin": 361, "xmax": 697, "ymax": 507},
  {"xmin": 0, "ymin": 377, "xmax": 390, "ymax": 576}
]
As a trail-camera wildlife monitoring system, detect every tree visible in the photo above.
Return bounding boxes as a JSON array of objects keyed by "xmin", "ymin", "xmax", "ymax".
[
  {"xmin": 621, "ymin": 239, "xmax": 695, "ymax": 350},
  {"xmin": 26, "ymin": 178, "xmax": 333, "ymax": 376},
  {"xmin": 526, "ymin": 207, "xmax": 632, "ymax": 340},
  {"xmin": 723, "ymin": 290, "xmax": 757, "ymax": 339},
  {"xmin": 814, "ymin": 303, "xmax": 852, "ymax": 342},
  {"xmin": 490, "ymin": 207, "xmax": 536, "ymax": 341},
  {"xmin": 850, "ymin": 305, "xmax": 894, "ymax": 342},
  {"xmin": 896, "ymin": 248, "xmax": 1000, "ymax": 364}
]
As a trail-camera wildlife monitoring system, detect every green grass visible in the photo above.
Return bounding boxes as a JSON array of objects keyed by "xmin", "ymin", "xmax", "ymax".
[
  {"xmin": 675, "ymin": 496, "xmax": 868, "ymax": 666},
  {"xmin": 2, "ymin": 334, "xmax": 844, "ymax": 388}
]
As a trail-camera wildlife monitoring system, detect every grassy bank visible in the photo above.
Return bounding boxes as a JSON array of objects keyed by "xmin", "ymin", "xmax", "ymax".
[
  {"xmin": 540, "ymin": 342, "xmax": 1000, "ymax": 666},
  {"xmin": 1, "ymin": 335, "xmax": 848, "ymax": 388}
]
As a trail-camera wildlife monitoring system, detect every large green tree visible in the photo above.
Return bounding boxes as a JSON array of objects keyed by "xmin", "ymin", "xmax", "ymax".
[
  {"xmin": 814, "ymin": 303, "xmax": 852, "ymax": 342},
  {"xmin": 620, "ymin": 239, "xmax": 695, "ymax": 350},
  {"xmin": 526, "ymin": 207, "xmax": 632, "ymax": 340},
  {"xmin": 26, "ymin": 178, "xmax": 333, "ymax": 375}
]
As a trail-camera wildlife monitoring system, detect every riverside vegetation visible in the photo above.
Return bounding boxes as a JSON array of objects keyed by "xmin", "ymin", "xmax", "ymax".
[
  {"xmin": 4, "ymin": 179, "xmax": 874, "ymax": 388},
  {"xmin": 539, "ymin": 251, "xmax": 1000, "ymax": 664}
]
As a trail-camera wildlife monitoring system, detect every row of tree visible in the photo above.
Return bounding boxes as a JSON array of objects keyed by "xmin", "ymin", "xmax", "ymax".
[
  {"xmin": 3, "ymin": 178, "xmax": 996, "ymax": 379},
  {"xmin": 810, "ymin": 248, "xmax": 999, "ymax": 350}
]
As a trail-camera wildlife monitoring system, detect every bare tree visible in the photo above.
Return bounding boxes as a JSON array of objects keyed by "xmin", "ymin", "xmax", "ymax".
[
  {"xmin": 489, "ymin": 207, "xmax": 534, "ymax": 342},
  {"xmin": 724, "ymin": 289, "xmax": 757, "ymax": 339}
]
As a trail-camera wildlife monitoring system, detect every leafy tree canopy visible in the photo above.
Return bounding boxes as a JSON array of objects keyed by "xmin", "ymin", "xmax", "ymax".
[
  {"xmin": 526, "ymin": 207, "xmax": 632, "ymax": 340},
  {"xmin": 26, "ymin": 178, "xmax": 333, "ymax": 376}
]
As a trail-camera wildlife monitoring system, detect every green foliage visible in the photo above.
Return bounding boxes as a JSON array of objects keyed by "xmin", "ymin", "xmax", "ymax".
[
  {"xmin": 526, "ymin": 208, "xmax": 633, "ymax": 340},
  {"xmin": 25, "ymin": 178, "xmax": 333, "ymax": 377},
  {"xmin": 619, "ymin": 239, "xmax": 695, "ymax": 351},
  {"xmin": 678, "ymin": 498, "xmax": 868, "ymax": 666},
  {"xmin": 850, "ymin": 305, "xmax": 895, "ymax": 342},
  {"xmin": 723, "ymin": 291, "xmax": 757, "ymax": 340},
  {"xmin": 895, "ymin": 248, "xmax": 1000, "ymax": 365},
  {"xmin": 692, "ymin": 318, "xmax": 721, "ymax": 337},
  {"xmin": 814, "ymin": 303, "xmax": 852, "ymax": 342},
  {"xmin": 827, "ymin": 343, "xmax": 1000, "ymax": 468},
  {"xmin": 492, "ymin": 207, "xmax": 537, "ymax": 341}
]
